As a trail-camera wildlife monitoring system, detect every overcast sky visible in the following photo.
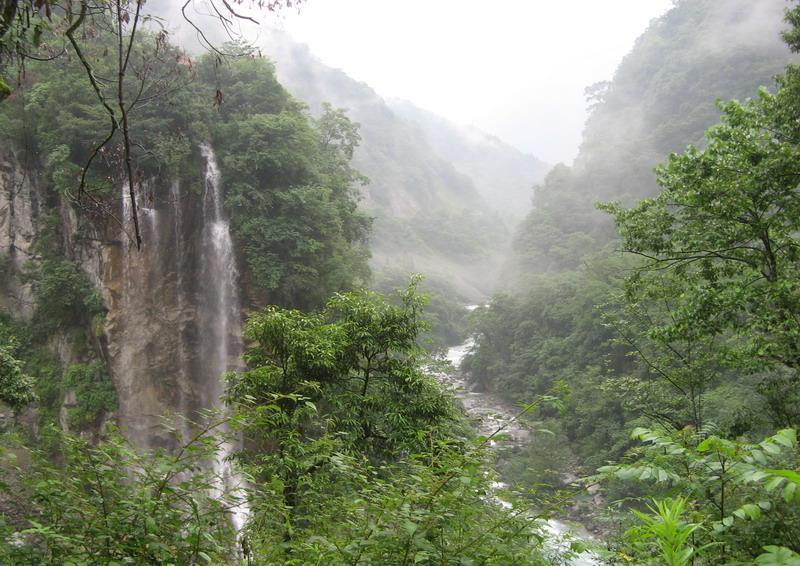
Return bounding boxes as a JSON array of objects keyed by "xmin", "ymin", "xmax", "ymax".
[{"xmin": 262, "ymin": 0, "xmax": 675, "ymax": 165}]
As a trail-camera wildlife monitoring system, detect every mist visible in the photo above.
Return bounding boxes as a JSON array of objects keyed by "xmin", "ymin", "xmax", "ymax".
[{"xmin": 145, "ymin": 0, "xmax": 675, "ymax": 165}]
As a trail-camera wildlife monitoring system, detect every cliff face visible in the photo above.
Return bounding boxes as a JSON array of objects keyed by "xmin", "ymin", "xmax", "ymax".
[
  {"xmin": 0, "ymin": 151, "xmax": 43, "ymax": 320},
  {"xmin": 1, "ymin": 147, "xmax": 244, "ymax": 446}
]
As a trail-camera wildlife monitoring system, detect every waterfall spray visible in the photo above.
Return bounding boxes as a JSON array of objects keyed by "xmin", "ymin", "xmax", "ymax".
[{"xmin": 197, "ymin": 144, "xmax": 242, "ymax": 412}]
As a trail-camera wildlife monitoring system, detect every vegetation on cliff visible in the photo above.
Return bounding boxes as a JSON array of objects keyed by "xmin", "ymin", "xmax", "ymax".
[
  {"xmin": 467, "ymin": 0, "xmax": 797, "ymax": 465},
  {"xmin": 2, "ymin": 0, "xmax": 800, "ymax": 564},
  {"xmin": 0, "ymin": 281, "xmax": 565, "ymax": 565}
]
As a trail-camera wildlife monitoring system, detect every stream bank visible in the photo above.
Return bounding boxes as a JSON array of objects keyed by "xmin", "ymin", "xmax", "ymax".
[{"xmin": 439, "ymin": 335, "xmax": 601, "ymax": 565}]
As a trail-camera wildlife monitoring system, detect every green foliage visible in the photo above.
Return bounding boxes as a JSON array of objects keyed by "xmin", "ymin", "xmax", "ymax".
[
  {"xmin": 0, "ymin": 315, "xmax": 36, "ymax": 410},
  {"xmin": 755, "ymin": 546, "xmax": 800, "ymax": 566},
  {"xmin": 0, "ymin": 336, "xmax": 36, "ymax": 410},
  {"xmin": 597, "ymin": 426, "xmax": 800, "ymax": 563},
  {"xmin": 0, "ymin": 411, "xmax": 560, "ymax": 565},
  {"xmin": 1, "ymin": 17, "xmax": 197, "ymax": 190},
  {"xmin": 0, "ymin": 422, "xmax": 239, "ymax": 565},
  {"xmin": 221, "ymin": 278, "xmax": 569, "ymax": 561},
  {"xmin": 498, "ymin": 420, "xmax": 573, "ymax": 492},
  {"xmin": 0, "ymin": 1, "xmax": 51, "ymax": 89},
  {"xmin": 21, "ymin": 258, "xmax": 103, "ymax": 335},
  {"xmin": 2, "ymin": 21, "xmax": 371, "ymax": 309},
  {"xmin": 371, "ymin": 270, "xmax": 473, "ymax": 348},
  {"xmin": 13, "ymin": 212, "xmax": 104, "ymax": 337},
  {"xmin": 241, "ymin": 440, "xmax": 552, "ymax": 565},
  {"xmin": 505, "ymin": 0, "xmax": 789, "ymax": 285},
  {"xmin": 62, "ymin": 362, "xmax": 117, "ymax": 430},
  {"xmin": 469, "ymin": 1, "xmax": 799, "ymax": 493},
  {"xmin": 207, "ymin": 57, "xmax": 372, "ymax": 308},
  {"xmin": 226, "ymin": 277, "xmax": 460, "ymax": 463},
  {"xmin": 463, "ymin": 258, "xmax": 637, "ymax": 469},
  {"xmin": 600, "ymin": 86, "xmax": 800, "ymax": 377},
  {"xmin": 625, "ymin": 497, "xmax": 709, "ymax": 566}
]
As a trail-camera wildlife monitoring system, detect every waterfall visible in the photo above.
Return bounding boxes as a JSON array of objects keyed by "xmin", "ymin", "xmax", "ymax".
[
  {"xmin": 196, "ymin": 144, "xmax": 242, "ymax": 414},
  {"xmin": 110, "ymin": 145, "xmax": 247, "ymax": 528},
  {"xmin": 197, "ymin": 144, "xmax": 248, "ymax": 531}
]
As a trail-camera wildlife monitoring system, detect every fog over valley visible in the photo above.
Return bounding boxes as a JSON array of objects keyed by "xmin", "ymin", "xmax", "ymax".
[
  {"xmin": 153, "ymin": 0, "xmax": 676, "ymax": 164},
  {"xmin": 1, "ymin": 1, "xmax": 800, "ymax": 564}
]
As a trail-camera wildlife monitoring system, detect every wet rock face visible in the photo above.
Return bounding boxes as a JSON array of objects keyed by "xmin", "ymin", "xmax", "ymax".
[
  {"xmin": 102, "ymin": 182, "xmax": 198, "ymax": 445},
  {"xmin": 103, "ymin": 149, "xmax": 244, "ymax": 446},
  {"xmin": 103, "ymin": 173, "xmax": 243, "ymax": 446},
  {"xmin": 1, "ymin": 148, "xmax": 244, "ymax": 447},
  {"xmin": 0, "ymin": 152, "xmax": 45, "ymax": 319}
]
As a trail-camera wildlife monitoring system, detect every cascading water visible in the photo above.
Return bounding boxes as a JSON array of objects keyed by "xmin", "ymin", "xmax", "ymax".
[
  {"xmin": 197, "ymin": 144, "xmax": 248, "ymax": 530},
  {"xmin": 108, "ymin": 145, "xmax": 247, "ymax": 529},
  {"xmin": 442, "ymin": 322, "xmax": 599, "ymax": 566},
  {"xmin": 195, "ymin": 144, "xmax": 242, "ymax": 416}
]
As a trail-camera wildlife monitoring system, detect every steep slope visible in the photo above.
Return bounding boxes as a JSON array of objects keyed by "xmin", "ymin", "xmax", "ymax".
[
  {"xmin": 463, "ymin": 0, "xmax": 797, "ymax": 473},
  {"xmin": 387, "ymin": 99, "xmax": 550, "ymax": 221},
  {"xmin": 507, "ymin": 0, "xmax": 794, "ymax": 279},
  {"xmin": 261, "ymin": 31, "xmax": 529, "ymax": 299},
  {"xmin": 0, "ymin": 42, "xmax": 371, "ymax": 444}
]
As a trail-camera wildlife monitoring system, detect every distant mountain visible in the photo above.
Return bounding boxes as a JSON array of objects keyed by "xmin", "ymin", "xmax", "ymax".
[
  {"xmin": 260, "ymin": 30, "xmax": 546, "ymax": 299},
  {"xmin": 260, "ymin": 31, "xmax": 482, "ymax": 215},
  {"xmin": 462, "ymin": 0, "xmax": 800, "ymax": 476},
  {"xmin": 505, "ymin": 0, "xmax": 795, "ymax": 279},
  {"xmin": 386, "ymin": 99, "xmax": 549, "ymax": 221}
]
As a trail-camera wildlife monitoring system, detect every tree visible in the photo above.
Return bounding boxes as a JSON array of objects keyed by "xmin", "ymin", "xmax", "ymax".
[
  {"xmin": 224, "ymin": 277, "xmax": 462, "ymax": 546},
  {"xmin": 598, "ymin": 76, "xmax": 800, "ymax": 427},
  {"xmin": 0, "ymin": 422, "xmax": 241, "ymax": 565},
  {"xmin": 0, "ymin": 336, "xmax": 35, "ymax": 410},
  {"xmin": 0, "ymin": 0, "xmax": 303, "ymax": 247},
  {"xmin": 214, "ymin": 60, "xmax": 372, "ymax": 307},
  {"xmin": 592, "ymin": 6, "xmax": 800, "ymax": 562}
]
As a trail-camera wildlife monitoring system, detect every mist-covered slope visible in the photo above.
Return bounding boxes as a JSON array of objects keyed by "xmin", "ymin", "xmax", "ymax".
[
  {"xmin": 386, "ymin": 99, "xmax": 550, "ymax": 221},
  {"xmin": 463, "ymin": 0, "xmax": 797, "ymax": 476},
  {"xmin": 260, "ymin": 31, "xmax": 545, "ymax": 299},
  {"xmin": 506, "ymin": 0, "xmax": 794, "ymax": 280}
]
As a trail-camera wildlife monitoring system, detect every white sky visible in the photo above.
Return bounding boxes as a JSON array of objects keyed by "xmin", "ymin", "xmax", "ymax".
[{"xmin": 269, "ymin": 0, "xmax": 675, "ymax": 164}]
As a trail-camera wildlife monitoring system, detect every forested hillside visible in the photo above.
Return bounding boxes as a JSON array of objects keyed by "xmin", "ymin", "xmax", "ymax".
[
  {"xmin": 1, "ymin": 1, "xmax": 800, "ymax": 564},
  {"xmin": 466, "ymin": 0, "xmax": 800, "ymax": 560},
  {"xmin": 387, "ymin": 98, "xmax": 550, "ymax": 221},
  {"xmin": 262, "ymin": 30, "xmax": 544, "ymax": 300},
  {"xmin": 0, "ymin": 3, "xmax": 566, "ymax": 563},
  {"xmin": 468, "ymin": 0, "xmax": 794, "ymax": 456}
]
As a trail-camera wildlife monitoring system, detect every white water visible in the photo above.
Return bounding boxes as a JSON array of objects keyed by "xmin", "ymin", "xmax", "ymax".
[
  {"xmin": 116, "ymin": 148, "xmax": 248, "ymax": 530},
  {"xmin": 198, "ymin": 145, "xmax": 248, "ymax": 531},
  {"xmin": 442, "ymin": 325, "xmax": 600, "ymax": 566},
  {"xmin": 197, "ymin": 144, "xmax": 242, "ymax": 411}
]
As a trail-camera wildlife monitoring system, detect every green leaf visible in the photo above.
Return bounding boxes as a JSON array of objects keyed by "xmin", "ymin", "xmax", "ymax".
[
  {"xmin": 765, "ymin": 476, "xmax": 785, "ymax": 492},
  {"xmin": 722, "ymin": 516, "xmax": 734, "ymax": 527},
  {"xmin": 783, "ymin": 482, "xmax": 797, "ymax": 503},
  {"xmin": 765, "ymin": 469, "xmax": 800, "ymax": 485}
]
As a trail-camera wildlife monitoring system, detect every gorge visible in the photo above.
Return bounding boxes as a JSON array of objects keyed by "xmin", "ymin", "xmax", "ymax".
[{"xmin": 2, "ymin": 0, "xmax": 800, "ymax": 564}]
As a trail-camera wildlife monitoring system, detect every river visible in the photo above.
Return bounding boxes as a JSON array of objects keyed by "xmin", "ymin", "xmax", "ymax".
[{"xmin": 441, "ymin": 334, "xmax": 600, "ymax": 566}]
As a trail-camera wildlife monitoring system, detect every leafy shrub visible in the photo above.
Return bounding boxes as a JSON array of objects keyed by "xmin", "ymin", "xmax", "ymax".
[
  {"xmin": 63, "ymin": 362, "xmax": 117, "ymax": 430},
  {"xmin": 0, "ymin": 423, "xmax": 240, "ymax": 566}
]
